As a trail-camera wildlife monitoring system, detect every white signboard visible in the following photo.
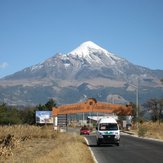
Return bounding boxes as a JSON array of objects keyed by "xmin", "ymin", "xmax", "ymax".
[{"xmin": 36, "ymin": 111, "xmax": 53, "ymax": 124}]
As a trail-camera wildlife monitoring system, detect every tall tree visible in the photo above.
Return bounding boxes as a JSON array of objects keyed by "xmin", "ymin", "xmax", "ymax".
[
  {"xmin": 144, "ymin": 98, "xmax": 163, "ymax": 123},
  {"xmin": 45, "ymin": 98, "xmax": 57, "ymax": 110},
  {"xmin": 129, "ymin": 102, "xmax": 137, "ymax": 122},
  {"xmin": 158, "ymin": 99, "xmax": 163, "ymax": 124},
  {"xmin": 0, "ymin": 104, "xmax": 22, "ymax": 124},
  {"xmin": 20, "ymin": 107, "xmax": 36, "ymax": 124},
  {"xmin": 160, "ymin": 78, "xmax": 163, "ymax": 84}
]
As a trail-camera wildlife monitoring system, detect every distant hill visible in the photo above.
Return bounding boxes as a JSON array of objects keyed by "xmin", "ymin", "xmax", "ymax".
[{"xmin": 0, "ymin": 41, "xmax": 163, "ymax": 106}]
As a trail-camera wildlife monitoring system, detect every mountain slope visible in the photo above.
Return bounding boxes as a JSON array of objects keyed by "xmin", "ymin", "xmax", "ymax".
[
  {"xmin": 4, "ymin": 41, "xmax": 126, "ymax": 80},
  {"xmin": 4, "ymin": 41, "xmax": 161, "ymax": 81},
  {"xmin": 0, "ymin": 41, "xmax": 163, "ymax": 106}
]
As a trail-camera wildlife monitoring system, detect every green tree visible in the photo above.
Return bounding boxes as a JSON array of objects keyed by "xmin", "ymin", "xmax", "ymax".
[
  {"xmin": 20, "ymin": 107, "xmax": 36, "ymax": 124},
  {"xmin": 0, "ymin": 104, "xmax": 22, "ymax": 124},
  {"xmin": 45, "ymin": 98, "xmax": 57, "ymax": 110},
  {"xmin": 36, "ymin": 104, "xmax": 47, "ymax": 111},
  {"xmin": 8, "ymin": 108, "xmax": 22, "ymax": 124},
  {"xmin": 36, "ymin": 99, "xmax": 57, "ymax": 111}
]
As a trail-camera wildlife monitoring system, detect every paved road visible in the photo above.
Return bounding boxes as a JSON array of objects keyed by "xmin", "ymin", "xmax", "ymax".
[{"xmin": 85, "ymin": 133, "xmax": 163, "ymax": 163}]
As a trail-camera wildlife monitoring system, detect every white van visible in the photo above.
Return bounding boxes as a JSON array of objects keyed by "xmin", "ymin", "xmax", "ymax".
[{"xmin": 96, "ymin": 117, "xmax": 120, "ymax": 146}]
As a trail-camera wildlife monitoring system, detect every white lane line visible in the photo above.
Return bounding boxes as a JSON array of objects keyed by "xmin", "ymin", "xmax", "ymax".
[{"xmin": 84, "ymin": 137, "xmax": 98, "ymax": 163}]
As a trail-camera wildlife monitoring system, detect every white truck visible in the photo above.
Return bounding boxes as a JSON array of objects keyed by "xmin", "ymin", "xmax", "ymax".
[{"xmin": 96, "ymin": 117, "xmax": 120, "ymax": 146}]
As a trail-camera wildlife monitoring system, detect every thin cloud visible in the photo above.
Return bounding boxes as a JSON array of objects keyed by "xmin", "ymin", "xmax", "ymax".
[{"xmin": 0, "ymin": 62, "xmax": 9, "ymax": 69}]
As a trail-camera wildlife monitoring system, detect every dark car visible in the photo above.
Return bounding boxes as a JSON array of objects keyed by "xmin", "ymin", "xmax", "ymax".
[{"xmin": 80, "ymin": 126, "xmax": 91, "ymax": 135}]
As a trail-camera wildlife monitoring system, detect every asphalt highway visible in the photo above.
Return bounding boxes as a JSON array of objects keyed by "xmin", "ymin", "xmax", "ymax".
[{"xmin": 85, "ymin": 133, "xmax": 163, "ymax": 163}]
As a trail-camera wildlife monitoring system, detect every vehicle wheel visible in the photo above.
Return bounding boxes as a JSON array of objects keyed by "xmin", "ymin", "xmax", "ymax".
[{"xmin": 116, "ymin": 143, "xmax": 120, "ymax": 146}]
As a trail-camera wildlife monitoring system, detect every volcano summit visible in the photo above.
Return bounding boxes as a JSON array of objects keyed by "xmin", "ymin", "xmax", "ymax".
[{"xmin": 0, "ymin": 41, "xmax": 163, "ymax": 106}]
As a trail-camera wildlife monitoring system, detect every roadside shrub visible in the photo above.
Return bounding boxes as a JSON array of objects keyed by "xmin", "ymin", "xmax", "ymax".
[{"xmin": 138, "ymin": 125, "xmax": 147, "ymax": 137}]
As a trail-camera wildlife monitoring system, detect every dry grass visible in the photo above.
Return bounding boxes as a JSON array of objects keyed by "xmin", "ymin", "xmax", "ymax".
[
  {"xmin": 0, "ymin": 125, "xmax": 57, "ymax": 139},
  {"xmin": 34, "ymin": 133, "xmax": 93, "ymax": 163},
  {"xmin": 140, "ymin": 122, "xmax": 163, "ymax": 140},
  {"xmin": 0, "ymin": 125, "xmax": 94, "ymax": 163},
  {"xmin": 131, "ymin": 122, "xmax": 163, "ymax": 139}
]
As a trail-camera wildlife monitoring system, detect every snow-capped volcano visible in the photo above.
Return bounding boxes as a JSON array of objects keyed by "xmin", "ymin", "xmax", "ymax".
[
  {"xmin": 67, "ymin": 41, "xmax": 124, "ymax": 66},
  {"xmin": 1, "ymin": 41, "xmax": 163, "ymax": 106},
  {"xmin": 69, "ymin": 41, "xmax": 109, "ymax": 57},
  {"xmin": 3, "ymin": 41, "xmax": 161, "ymax": 82}
]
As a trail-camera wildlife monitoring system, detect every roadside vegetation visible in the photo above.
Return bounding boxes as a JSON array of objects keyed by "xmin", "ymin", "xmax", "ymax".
[
  {"xmin": 0, "ymin": 125, "xmax": 94, "ymax": 163},
  {"xmin": 130, "ymin": 121, "xmax": 163, "ymax": 139},
  {"xmin": 129, "ymin": 97, "xmax": 163, "ymax": 139},
  {"xmin": 139, "ymin": 122, "xmax": 163, "ymax": 139}
]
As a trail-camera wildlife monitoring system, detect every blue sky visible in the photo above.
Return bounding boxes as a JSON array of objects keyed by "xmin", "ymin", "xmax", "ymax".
[{"xmin": 0, "ymin": 0, "xmax": 163, "ymax": 78}]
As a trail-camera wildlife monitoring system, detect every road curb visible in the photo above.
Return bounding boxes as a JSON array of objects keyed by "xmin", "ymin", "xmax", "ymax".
[
  {"xmin": 84, "ymin": 137, "xmax": 98, "ymax": 163},
  {"xmin": 121, "ymin": 131, "xmax": 163, "ymax": 142}
]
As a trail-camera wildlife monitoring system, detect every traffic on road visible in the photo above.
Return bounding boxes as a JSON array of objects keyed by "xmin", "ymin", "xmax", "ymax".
[{"xmin": 85, "ymin": 133, "xmax": 163, "ymax": 163}]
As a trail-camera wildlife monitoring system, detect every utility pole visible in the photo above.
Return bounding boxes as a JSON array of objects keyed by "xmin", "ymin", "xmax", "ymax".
[
  {"xmin": 136, "ymin": 79, "xmax": 139, "ymax": 130},
  {"xmin": 129, "ymin": 78, "xmax": 139, "ymax": 130}
]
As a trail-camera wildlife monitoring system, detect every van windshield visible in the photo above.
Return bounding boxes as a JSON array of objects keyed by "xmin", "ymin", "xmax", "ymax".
[{"xmin": 99, "ymin": 123, "xmax": 118, "ymax": 131}]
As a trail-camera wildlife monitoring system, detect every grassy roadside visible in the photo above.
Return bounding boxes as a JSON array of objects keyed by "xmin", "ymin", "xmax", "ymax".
[
  {"xmin": 126, "ymin": 122, "xmax": 163, "ymax": 140},
  {"xmin": 0, "ymin": 125, "xmax": 94, "ymax": 163},
  {"xmin": 34, "ymin": 133, "xmax": 93, "ymax": 163},
  {"xmin": 139, "ymin": 122, "xmax": 163, "ymax": 139}
]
